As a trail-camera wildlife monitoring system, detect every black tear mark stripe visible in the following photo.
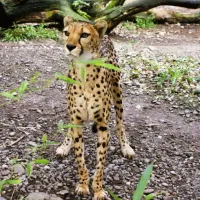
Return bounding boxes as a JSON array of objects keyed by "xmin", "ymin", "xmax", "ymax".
[{"xmin": 79, "ymin": 26, "xmax": 84, "ymax": 55}]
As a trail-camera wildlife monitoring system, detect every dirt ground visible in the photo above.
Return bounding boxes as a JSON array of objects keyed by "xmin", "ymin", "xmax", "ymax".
[{"xmin": 0, "ymin": 24, "xmax": 200, "ymax": 200}]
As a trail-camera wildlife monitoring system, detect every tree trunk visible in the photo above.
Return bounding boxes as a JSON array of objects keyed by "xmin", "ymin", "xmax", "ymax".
[
  {"xmin": 0, "ymin": 0, "xmax": 200, "ymax": 33},
  {"xmin": 130, "ymin": 6, "xmax": 200, "ymax": 24},
  {"xmin": 150, "ymin": 6, "xmax": 200, "ymax": 23}
]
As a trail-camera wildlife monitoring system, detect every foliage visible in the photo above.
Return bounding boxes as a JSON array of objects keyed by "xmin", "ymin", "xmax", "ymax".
[
  {"xmin": 106, "ymin": 163, "xmax": 159, "ymax": 200},
  {"xmin": 27, "ymin": 134, "xmax": 60, "ymax": 155},
  {"xmin": 153, "ymin": 57, "xmax": 198, "ymax": 89},
  {"xmin": 0, "ymin": 179, "xmax": 22, "ymax": 195},
  {"xmin": 1, "ymin": 24, "xmax": 59, "ymax": 42},
  {"xmin": 0, "ymin": 155, "xmax": 50, "ymax": 195},
  {"xmin": 55, "ymin": 58, "xmax": 120, "ymax": 89},
  {"xmin": 1, "ymin": 80, "xmax": 28, "ymax": 101},
  {"xmin": 123, "ymin": 21, "xmax": 134, "ymax": 31},
  {"xmin": 26, "ymin": 159, "xmax": 50, "ymax": 178},
  {"xmin": 0, "ymin": 72, "xmax": 52, "ymax": 107},
  {"xmin": 55, "ymin": 72, "xmax": 82, "ymax": 85},
  {"xmin": 126, "ymin": 55, "xmax": 199, "ymax": 97},
  {"xmin": 58, "ymin": 120, "xmax": 82, "ymax": 130},
  {"xmin": 132, "ymin": 163, "xmax": 153, "ymax": 200},
  {"xmin": 72, "ymin": 0, "xmax": 91, "ymax": 19},
  {"xmin": 135, "ymin": 14, "xmax": 156, "ymax": 29},
  {"xmin": 76, "ymin": 58, "xmax": 121, "ymax": 71}
]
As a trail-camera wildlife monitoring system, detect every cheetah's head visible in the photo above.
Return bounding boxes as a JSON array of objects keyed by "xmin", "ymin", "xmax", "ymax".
[{"xmin": 63, "ymin": 16, "xmax": 108, "ymax": 60}]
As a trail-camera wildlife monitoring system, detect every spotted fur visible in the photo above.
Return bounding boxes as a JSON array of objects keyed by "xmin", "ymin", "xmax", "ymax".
[{"xmin": 56, "ymin": 16, "xmax": 135, "ymax": 200}]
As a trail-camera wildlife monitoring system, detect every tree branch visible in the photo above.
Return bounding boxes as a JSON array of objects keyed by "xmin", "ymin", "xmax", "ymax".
[
  {"xmin": 0, "ymin": 0, "xmax": 88, "ymax": 27},
  {"xmin": 105, "ymin": 0, "xmax": 200, "ymax": 33}
]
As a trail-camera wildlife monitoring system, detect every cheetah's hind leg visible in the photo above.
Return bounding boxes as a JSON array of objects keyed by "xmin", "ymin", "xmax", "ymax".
[{"xmin": 56, "ymin": 130, "xmax": 73, "ymax": 156}]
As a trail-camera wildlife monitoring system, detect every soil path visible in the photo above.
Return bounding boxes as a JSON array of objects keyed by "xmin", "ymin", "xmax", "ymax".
[{"xmin": 0, "ymin": 24, "xmax": 200, "ymax": 200}]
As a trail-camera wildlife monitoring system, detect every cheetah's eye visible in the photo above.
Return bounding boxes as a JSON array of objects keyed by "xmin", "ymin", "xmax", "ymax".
[
  {"xmin": 64, "ymin": 31, "xmax": 69, "ymax": 36},
  {"xmin": 81, "ymin": 33, "xmax": 90, "ymax": 38}
]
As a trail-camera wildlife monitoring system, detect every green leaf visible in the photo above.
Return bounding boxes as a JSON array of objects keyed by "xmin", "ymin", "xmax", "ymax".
[
  {"xmin": 76, "ymin": 58, "xmax": 121, "ymax": 71},
  {"xmin": 34, "ymin": 159, "xmax": 50, "ymax": 165},
  {"xmin": 145, "ymin": 193, "xmax": 159, "ymax": 200},
  {"xmin": 26, "ymin": 162, "xmax": 34, "ymax": 177},
  {"xmin": 106, "ymin": 187, "xmax": 121, "ymax": 200},
  {"xmin": 57, "ymin": 120, "xmax": 64, "ymax": 130},
  {"xmin": 0, "ymin": 91, "xmax": 18, "ymax": 100},
  {"xmin": 0, "ymin": 180, "xmax": 6, "ymax": 194},
  {"xmin": 194, "ymin": 76, "xmax": 200, "ymax": 82},
  {"xmin": 42, "ymin": 134, "xmax": 47, "ymax": 143},
  {"xmin": 81, "ymin": 66, "xmax": 86, "ymax": 81},
  {"xmin": 29, "ymin": 71, "xmax": 40, "ymax": 84},
  {"xmin": 132, "ymin": 163, "xmax": 153, "ymax": 200},
  {"xmin": 11, "ymin": 157, "xmax": 18, "ymax": 165},
  {"xmin": 63, "ymin": 123, "xmax": 83, "ymax": 129},
  {"xmin": 6, "ymin": 179, "xmax": 22, "ymax": 185},
  {"xmin": 55, "ymin": 72, "xmax": 81, "ymax": 85},
  {"xmin": 18, "ymin": 80, "xmax": 28, "ymax": 99}
]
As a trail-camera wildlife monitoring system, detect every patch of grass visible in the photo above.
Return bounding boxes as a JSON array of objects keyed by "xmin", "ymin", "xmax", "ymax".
[
  {"xmin": 136, "ymin": 14, "xmax": 156, "ymax": 29},
  {"xmin": 0, "ymin": 179, "xmax": 22, "ymax": 195},
  {"xmin": 2, "ymin": 23, "xmax": 59, "ymax": 42},
  {"xmin": 123, "ymin": 21, "xmax": 134, "ymax": 31},
  {"xmin": 72, "ymin": 0, "xmax": 91, "ymax": 19},
  {"xmin": 154, "ymin": 57, "xmax": 198, "ymax": 89}
]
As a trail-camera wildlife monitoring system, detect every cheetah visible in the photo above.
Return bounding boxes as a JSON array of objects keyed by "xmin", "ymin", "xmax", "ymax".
[{"xmin": 56, "ymin": 16, "xmax": 135, "ymax": 200}]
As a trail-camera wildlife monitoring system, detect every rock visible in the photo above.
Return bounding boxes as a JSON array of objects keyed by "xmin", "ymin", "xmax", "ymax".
[
  {"xmin": 159, "ymin": 31, "xmax": 166, "ymax": 36},
  {"xmin": 114, "ymin": 185, "xmax": 121, "ymax": 190},
  {"xmin": 148, "ymin": 46, "xmax": 156, "ymax": 51},
  {"xmin": 193, "ymin": 110, "xmax": 199, "ymax": 115},
  {"xmin": 194, "ymin": 85, "xmax": 200, "ymax": 95},
  {"xmin": 113, "ymin": 174, "xmax": 120, "ymax": 181},
  {"xmin": 26, "ymin": 192, "xmax": 49, "ymax": 200},
  {"xmin": 132, "ymin": 80, "xmax": 141, "ymax": 87},
  {"xmin": 57, "ymin": 190, "xmax": 69, "ymax": 195},
  {"xmin": 2, "ymin": 170, "xmax": 10, "ymax": 176},
  {"xmin": 26, "ymin": 192, "xmax": 62, "ymax": 200},
  {"xmin": 144, "ymin": 158, "xmax": 150, "ymax": 163},
  {"xmin": 13, "ymin": 164, "xmax": 25, "ymax": 175},
  {"xmin": 0, "ymin": 197, "xmax": 7, "ymax": 200},
  {"xmin": 9, "ymin": 132, "xmax": 15, "ymax": 136},
  {"xmin": 2, "ymin": 164, "xmax": 8, "ymax": 169},
  {"xmin": 109, "ymin": 146, "xmax": 115, "ymax": 151},
  {"xmin": 50, "ymin": 195, "xmax": 63, "ymax": 200},
  {"xmin": 28, "ymin": 141, "xmax": 38, "ymax": 147},
  {"xmin": 162, "ymin": 182, "xmax": 169, "ymax": 187},
  {"xmin": 44, "ymin": 165, "xmax": 50, "ymax": 170},
  {"xmin": 144, "ymin": 188, "xmax": 154, "ymax": 194},
  {"xmin": 163, "ymin": 196, "xmax": 174, "ymax": 200}
]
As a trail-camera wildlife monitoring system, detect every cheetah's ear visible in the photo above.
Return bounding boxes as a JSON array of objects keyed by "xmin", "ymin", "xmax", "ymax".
[
  {"xmin": 63, "ymin": 16, "xmax": 74, "ymax": 27},
  {"xmin": 94, "ymin": 20, "xmax": 108, "ymax": 38}
]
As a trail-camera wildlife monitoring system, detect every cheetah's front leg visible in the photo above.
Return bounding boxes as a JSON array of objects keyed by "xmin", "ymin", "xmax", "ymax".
[
  {"xmin": 112, "ymin": 75, "xmax": 135, "ymax": 159},
  {"xmin": 92, "ymin": 123, "xmax": 111, "ymax": 200},
  {"xmin": 72, "ymin": 127, "xmax": 90, "ymax": 195},
  {"xmin": 56, "ymin": 131, "xmax": 73, "ymax": 156}
]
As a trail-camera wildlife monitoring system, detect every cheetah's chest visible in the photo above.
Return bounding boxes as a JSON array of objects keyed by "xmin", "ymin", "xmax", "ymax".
[{"xmin": 68, "ymin": 66, "xmax": 111, "ymax": 121}]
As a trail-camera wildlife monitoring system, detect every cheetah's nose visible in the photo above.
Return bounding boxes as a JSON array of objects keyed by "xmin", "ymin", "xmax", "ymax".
[{"xmin": 66, "ymin": 44, "xmax": 76, "ymax": 51}]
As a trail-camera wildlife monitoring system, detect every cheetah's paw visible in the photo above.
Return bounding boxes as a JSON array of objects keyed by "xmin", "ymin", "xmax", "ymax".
[
  {"xmin": 121, "ymin": 144, "xmax": 136, "ymax": 159},
  {"xmin": 56, "ymin": 144, "xmax": 72, "ymax": 157},
  {"xmin": 94, "ymin": 190, "xmax": 110, "ymax": 200},
  {"xmin": 75, "ymin": 183, "xmax": 90, "ymax": 196}
]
